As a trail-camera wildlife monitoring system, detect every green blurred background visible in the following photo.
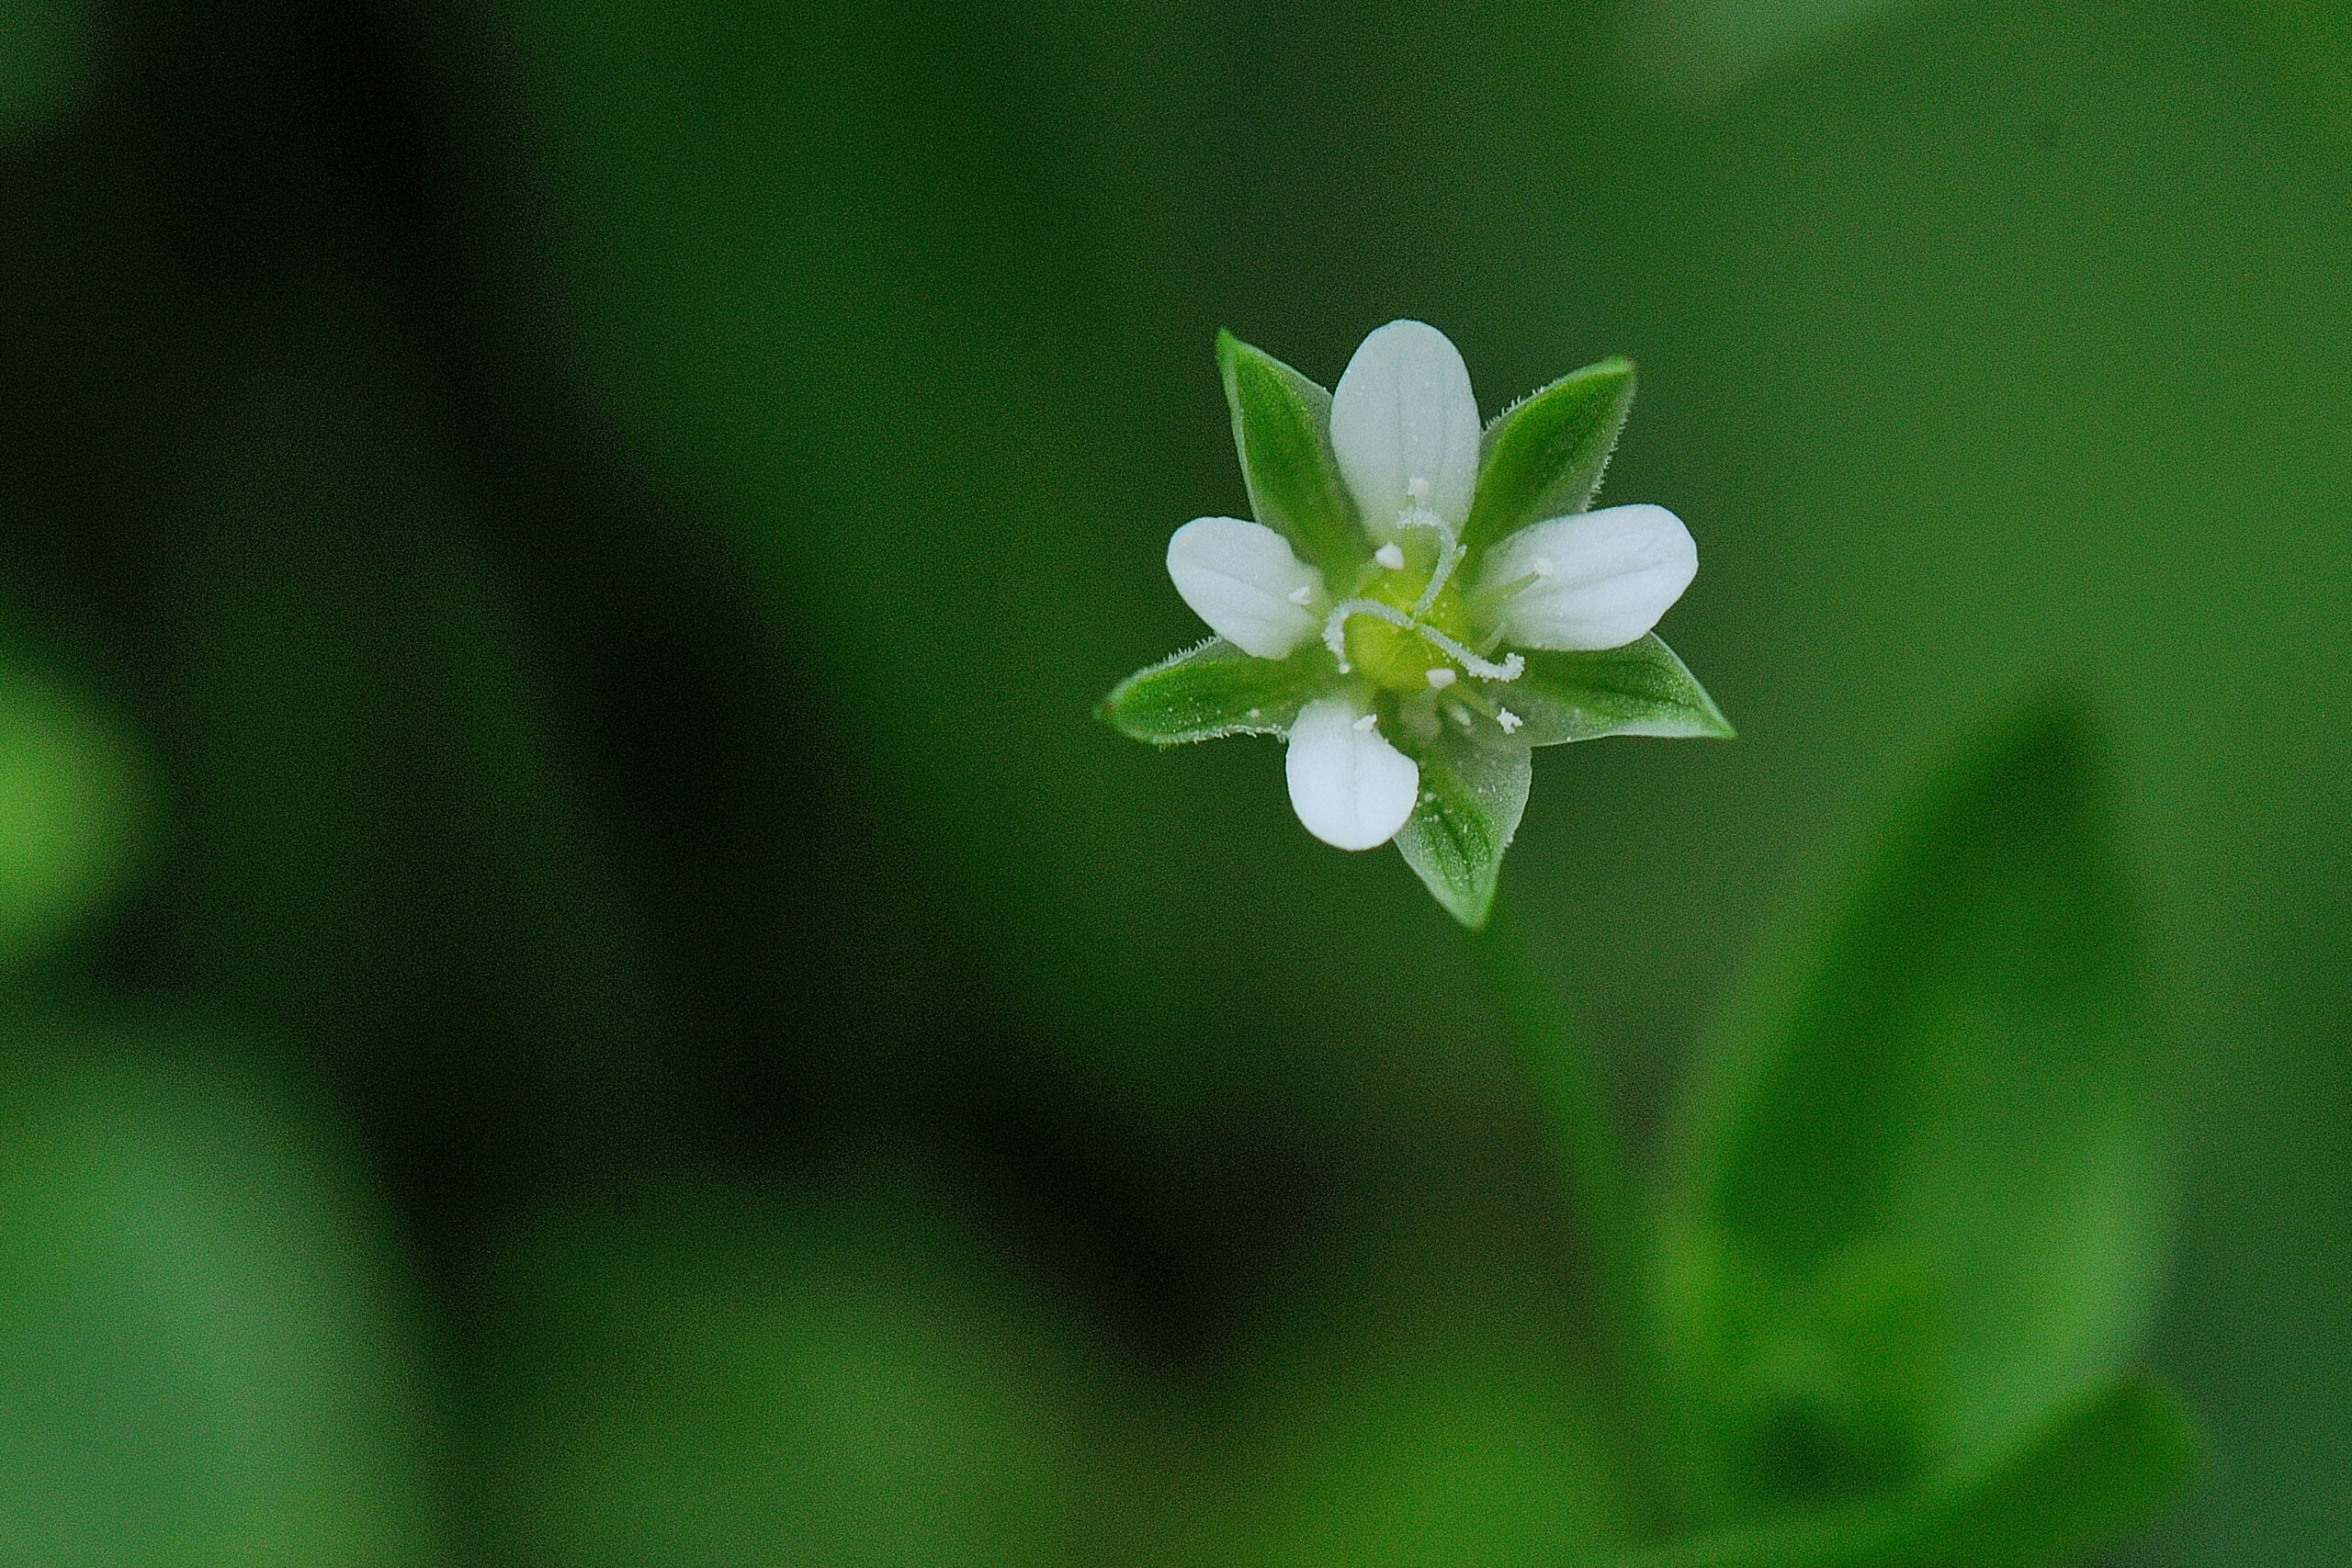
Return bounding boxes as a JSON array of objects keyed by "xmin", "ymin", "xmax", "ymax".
[{"xmin": 0, "ymin": 0, "xmax": 2344, "ymax": 1562}]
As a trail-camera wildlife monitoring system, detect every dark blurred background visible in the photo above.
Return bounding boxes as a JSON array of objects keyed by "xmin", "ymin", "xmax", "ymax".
[{"xmin": 0, "ymin": 0, "xmax": 2344, "ymax": 1562}]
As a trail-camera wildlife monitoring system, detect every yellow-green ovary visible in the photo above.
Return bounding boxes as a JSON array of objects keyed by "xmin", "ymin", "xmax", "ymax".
[{"xmin": 1344, "ymin": 574, "xmax": 1476, "ymax": 694}]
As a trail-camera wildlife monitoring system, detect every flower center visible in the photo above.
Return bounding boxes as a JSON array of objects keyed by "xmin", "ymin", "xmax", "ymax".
[
  {"xmin": 1343, "ymin": 566, "xmax": 1475, "ymax": 694},
  {"xmin": 1319, "ymin": 514, "xmax": 1526, "ymax": 700}
]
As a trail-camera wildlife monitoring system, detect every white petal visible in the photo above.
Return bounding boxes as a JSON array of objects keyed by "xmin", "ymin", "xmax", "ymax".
[
  {"xmin": 1476, "ymin": 503, "xmax": 1698, "ymax": 651},
  {"xmin": 1166, "ymin": 517, "xmax": 1323, "ymax": 659},
  {"xmin": 1284, "ymin": 696, "xmax": 1419, "ymax": 851},
  {"xmin": 1329, "ymin": 321, "xmax": 1480, "ymax": 540}
]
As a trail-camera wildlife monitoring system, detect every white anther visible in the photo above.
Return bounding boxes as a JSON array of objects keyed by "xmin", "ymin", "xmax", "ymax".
[
  {"xmin": 1532, "ymin": 556, "xmax": 1555, "ymax": 578},
  {"xmin": 1353, "ymin": 713, "xmax": 1380, "ymax": 733},
  {"xmin": 1407, "ymin": 475, "xmax": 1431, "ymax": 504},
  {"xmin": 1426, "ymin": 667, "xmax": 1457, "ymax": 689},
  {"xmin": 1245, "ymin": 707, "xmax": 1262, "ymax": 719},
  {"xmin": 1375, "ymin": 543, "xmax": 1406, "ymax": 570},
  {"xmin": 1450, "ymin": 703, "xmax": 1475, "ymax": 728},
  {"xmin": 1497, "ymin": 707, "xmax": 1522, "ymax": 734},
  {"xmin": 1287, "ymin": 583, "xmax": 1315, "ymax": 605}
]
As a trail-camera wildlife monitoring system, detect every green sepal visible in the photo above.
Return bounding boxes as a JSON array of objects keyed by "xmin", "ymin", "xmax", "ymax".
[
  {"xmin": 1216, "ymin": 330, "xmax": 1364, "ymax": 581},
  {"xmin": 1463, "ymin": 356, "xmax": 1636, "ymax": 555},
  {"xmin": 1493, "ymin": 636, "xmax": 1734, "ymax": 747},
  {"xmin": 1393, "ymin": 727, "xmax": 1532, "ymax": 930},
  {"xmin": 1099, "ymin": 637, "xmax": 1329, "ymax": 745},
  {"xmin": 1655, "ymin": 699, "xmax": 2165, "ymax": 1516},
  {"xmin": 1611, "ymin": 1375, "xmax": 2197, "ymax": 1568}
]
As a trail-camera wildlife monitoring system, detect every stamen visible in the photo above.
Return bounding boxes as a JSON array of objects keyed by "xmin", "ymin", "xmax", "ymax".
[
  {"xmin": 1444, "ymin": 682, "xmax": 1508, "ymax": 729},
  {"xmin": 1464, "ymin": 560, "xmax": 1552, "ymax": 655},
  {"xmin": 1286, "ymin": 584, "xmax": 1314, "ymax": 605},
  {"xmin": 1497, "ymin": 707, "xmax": 1523, "ymax": 734},
  {"xmin": 1353, "ymin": 713, "xmax": 1379, "ymax": 733},
  {"xmin": 1388, "ymin": 492, "xmax": 1453, "ymax": 556},
  {"xmin": 1407, "ymin": 475, "xmax": 1431, "ymax": 504},
  {"xmin": 1426, "ymin": 667, "xmax": 1457, "ymax": 689},
  {"xmin": 1374, "ymin": 543, "xmax": 1406, "ymax": 570},
  {"xmin": 1468, "ymin": 570, "xmax": 1547, "ymax": 615},
  {"xmin": 1397, "ymin": 684, "xmax": 1443, "ymax": 747}
]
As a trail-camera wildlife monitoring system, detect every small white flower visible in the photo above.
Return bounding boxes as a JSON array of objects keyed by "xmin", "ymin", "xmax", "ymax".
[{"xmin": 1104, "ymin": 320, "xmax": 1729, "ymax": 925}]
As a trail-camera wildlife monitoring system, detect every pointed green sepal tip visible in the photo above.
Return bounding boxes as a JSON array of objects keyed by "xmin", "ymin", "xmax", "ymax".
[
  {"xmin": 1502, "ymin": 636, "xmax": 1734, "ymax": 747},
  {"xmin": 1099, "ymin": 638, "xmax": 1327, "ymax": 747},
  {"xmin": 1395, "ymin": 734, "xmax": 1532, "ymax": 930}
]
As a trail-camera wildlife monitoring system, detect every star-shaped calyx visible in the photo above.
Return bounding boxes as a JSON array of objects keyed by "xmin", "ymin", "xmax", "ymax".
[{"xmin": 1102, "ymin": 321, "xmax": 1730, "ymax": 927}]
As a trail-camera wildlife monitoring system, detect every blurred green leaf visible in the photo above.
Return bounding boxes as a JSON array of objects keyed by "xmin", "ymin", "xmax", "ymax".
[
  {"xmin": 1394, "ymin": 729, "xmax": 1531, "ymax": 930},
  {"xmin": 1101, "ymin": 637, "xmax": 1327, "ymax": 744},
  {"xmin": 1217, "ymin": 330, "xmax": 1364, "ymax": 583},
  {"xmin": 1500, "ymin": 637, "xmax": 1736, "ymax": 747},
  {"xmin": 0, "ymin": 663, "xmax": 142, "ymax": 977},
  {"xmin": 1464, "ymin": 357, "xmax": 1635, "ymax": 555},
  {"xmin": 478, "ymin": 1183, "xmax": 1105, "ymax": 1568},
  {"xmin": 1615, "ymin": 1374, "xmax": 2196, "ymax": 1568},
  {"xmin": 1654, "ymin": 700, "xmax": 2166, "ymax": 1519},
  {"xmin": 0, "ymin": 1022, "xmax": 436, "ymax": 1566}
]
